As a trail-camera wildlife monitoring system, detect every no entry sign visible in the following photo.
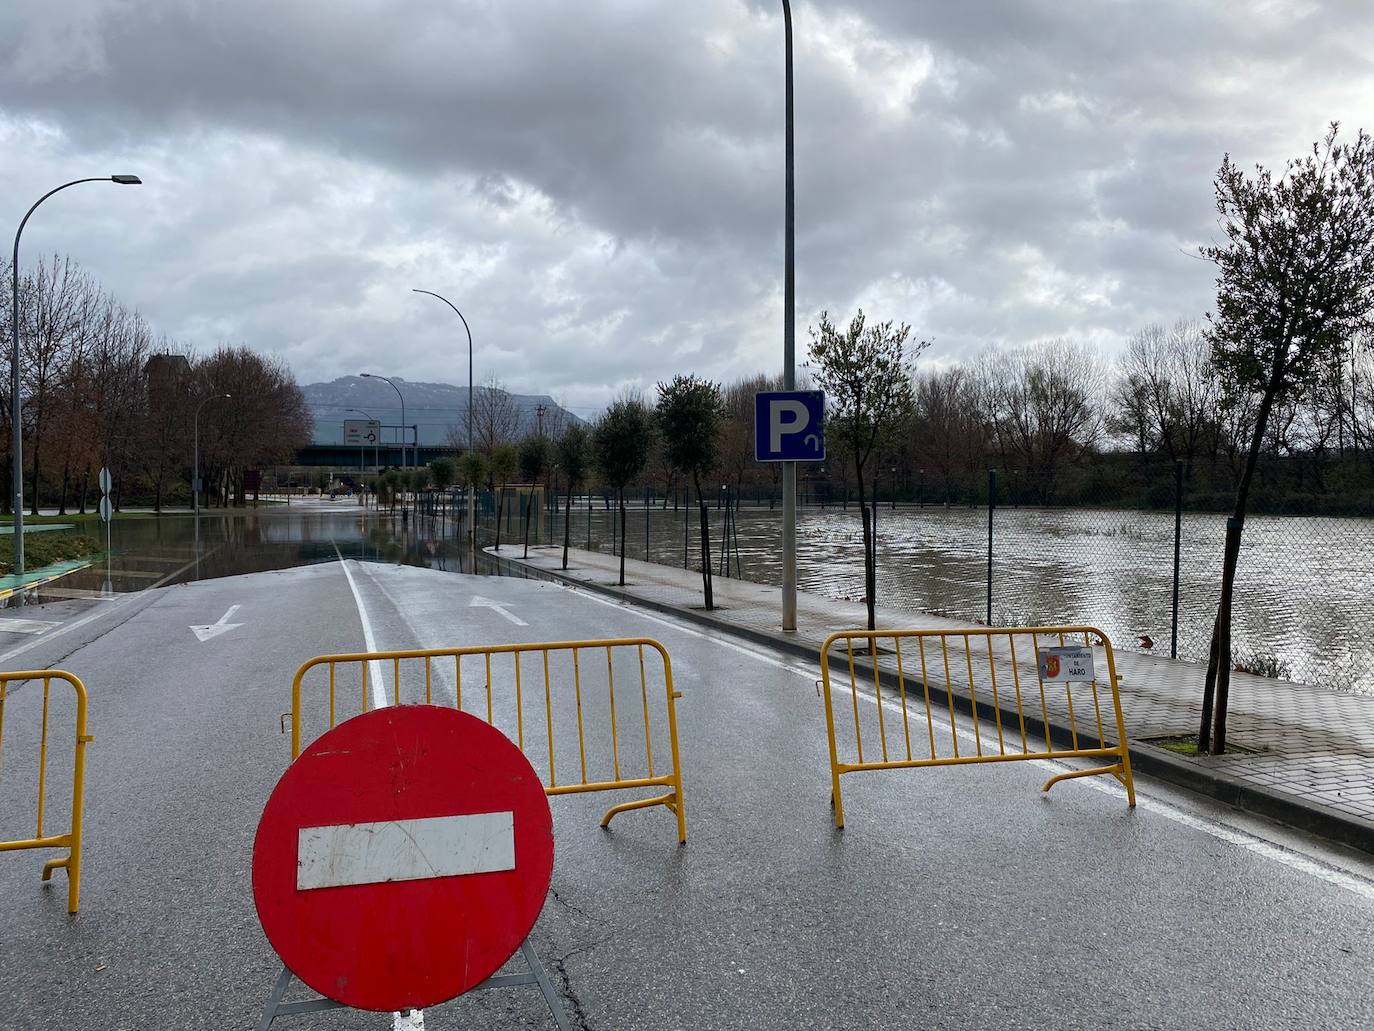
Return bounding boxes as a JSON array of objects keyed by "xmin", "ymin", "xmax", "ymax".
[{"xmin": 252, "ymin": 705, "xmax": 554, "ymax": 1013}]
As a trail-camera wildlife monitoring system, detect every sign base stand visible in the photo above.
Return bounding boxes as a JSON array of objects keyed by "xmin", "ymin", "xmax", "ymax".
[{"xmin": 256, "ymin": 939, "xmax": 573, "ymax": 1031}]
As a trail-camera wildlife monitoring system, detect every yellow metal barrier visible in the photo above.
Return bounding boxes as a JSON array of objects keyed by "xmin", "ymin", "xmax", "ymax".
[
  {"xmin": 820, "ymin": 626, "xmax": 1136, "ymax": 828},
  {"xmin": 291, "ymin": 638, "xmax": 687, "ymax": 843},
  {"xmin": 0, "ymin": 670, "xmax": 92, "ymax": 912}
]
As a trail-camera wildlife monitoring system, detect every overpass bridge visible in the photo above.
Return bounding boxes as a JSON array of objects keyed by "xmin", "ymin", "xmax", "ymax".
[{"xmin": 293, "ymin": 442, "xmax": 455, "ymax": 468}]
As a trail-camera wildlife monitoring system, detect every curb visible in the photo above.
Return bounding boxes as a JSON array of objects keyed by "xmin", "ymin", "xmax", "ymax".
[
  {"xmin": 0, "ymin": 556, "xmax": 103, "ymax": 602},
  {"xmin": 490, "ymin": 550, "xmax": 1374, "ymax": 857}
]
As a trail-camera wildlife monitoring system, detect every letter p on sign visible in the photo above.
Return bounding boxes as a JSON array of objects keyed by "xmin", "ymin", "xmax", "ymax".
[{"xmin": 754, "ymin": 390, "xmax": 826, "ymax": 462}]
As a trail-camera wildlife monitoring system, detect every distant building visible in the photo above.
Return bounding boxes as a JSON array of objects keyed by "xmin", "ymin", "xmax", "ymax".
[{"xmin": 144, "ymin": 353, "xmax": 191, "ymax": 391}]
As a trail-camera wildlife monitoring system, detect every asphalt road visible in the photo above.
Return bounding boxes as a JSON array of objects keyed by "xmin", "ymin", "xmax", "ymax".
[{"xmin": 1, "ymin": 559, "xmax": 1372, "ymax": 1030}]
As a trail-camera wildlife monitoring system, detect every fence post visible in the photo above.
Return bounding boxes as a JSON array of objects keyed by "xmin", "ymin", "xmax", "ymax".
[
  {"xmin": 986, "ymin": 469, "xmax": 996, "ymax": 626},
  {"xmin": 1172, "ymin": 460, "xmax": 1183, "ymax": 659},
  {"xmin": 645, "ymin": 487, "xmax": 650, "ymax": 562}
]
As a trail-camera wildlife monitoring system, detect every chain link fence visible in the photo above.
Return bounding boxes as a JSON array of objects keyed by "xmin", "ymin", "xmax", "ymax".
[{"xmin": 503, "ymin": 468, "xmax": 1373, "ymax": 696}]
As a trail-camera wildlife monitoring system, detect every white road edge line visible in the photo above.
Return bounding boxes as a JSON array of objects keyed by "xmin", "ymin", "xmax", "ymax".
[
  {"xmin": 561, "ymin": 582, "xmax": 1374, "ymax": 901},
  {"xmin": 332, "ymin": 546, "xmax": 387, "ymax": 711},
  {"xmin": 330, "ymin": 546, "xmax": 425, "ymax": 1031}
]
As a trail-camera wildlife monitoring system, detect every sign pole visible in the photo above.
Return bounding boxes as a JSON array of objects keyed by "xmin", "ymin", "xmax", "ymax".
[{"xmin": 781, "ymin": 0, "xmax": 797, "ymax": 633}]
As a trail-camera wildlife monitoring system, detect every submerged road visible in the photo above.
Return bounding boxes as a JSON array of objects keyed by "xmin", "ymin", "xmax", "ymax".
[{"xmin": 0, "ymin": 559, "xmax": 1371, "ymax": 1029}]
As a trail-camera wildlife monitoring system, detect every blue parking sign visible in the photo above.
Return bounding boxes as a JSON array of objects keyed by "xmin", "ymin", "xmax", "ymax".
[{"xmin": 754, "ymin": 391, "xmax": 826, "ymax": 462}]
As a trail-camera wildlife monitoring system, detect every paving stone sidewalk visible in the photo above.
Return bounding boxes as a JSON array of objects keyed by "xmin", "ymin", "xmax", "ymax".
[{"xmin": 497, "ymin": 545, "xmax": 1374, "ymax": 849}]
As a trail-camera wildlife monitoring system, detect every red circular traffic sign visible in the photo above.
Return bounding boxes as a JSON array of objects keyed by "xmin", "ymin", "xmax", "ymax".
[{"xmin": 253, "ymin": 705, "xmax": 554, "ymax": 1012}]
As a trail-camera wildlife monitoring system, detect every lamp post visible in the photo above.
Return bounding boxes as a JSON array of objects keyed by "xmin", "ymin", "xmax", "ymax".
[
  {"xmin": 194, "ymin": 393, "xmax": 231, "ymax": 552},
  {"xmin": 360, "ymin": 372, "xmax": 407, "ymax": 468},
  {"xmin": 348, "ymin": 407, "xmax": 378, "ymax": 505},
  {"xmin": 361, "ymin": 372, "xmax": 407, "ymax": 516},
  {"xmin": 780, "ymin": 0, "xmax": 798, "ymax": 633},
  {"xmin": 412, "ymin": 289, "xmax": 476, "ymax": 562},
  {"xmin": 10, "ymin": 174, "xmax": 141, "ymax": 576}
]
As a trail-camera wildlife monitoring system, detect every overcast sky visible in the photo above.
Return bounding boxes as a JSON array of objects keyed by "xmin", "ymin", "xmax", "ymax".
[{"xmin": 3, "ymin": 1, "xmax": 1372, "ymax": 416}]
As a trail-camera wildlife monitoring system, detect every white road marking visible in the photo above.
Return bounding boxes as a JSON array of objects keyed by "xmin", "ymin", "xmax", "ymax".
[
  {"xmin": 563, "ymin": 583, "xmax": 1374, "ymax": 901},
  {"xmin": 469, "ymin": 595, "xmax": 528, "ymax": 626},
  {"xmin": 0, "ymin": 546, "xmax": 212, "ymax": 665},
  {"xmin": 0, "ymin": 617, "xmax": 60, "ymax": 635},
  {"xmin": 0, "ymin": 595, "xmax": 140, "ymax": 664},
  {"xmin": 189, "ymin": 604, "xmax": 243, "ymax": 642},
  {"xmin": 330, "ymin": 548, "xmax": 425, "ymax": 1031},
  {"xmin": 297, "ymin": 812, "xmax": 516, "ymax": 890},
  {"xmin": 332, "ymin": 547, "xmax": 388, "ymax": 710}
]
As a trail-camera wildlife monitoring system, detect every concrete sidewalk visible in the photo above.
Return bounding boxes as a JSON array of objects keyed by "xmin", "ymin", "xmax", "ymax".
[{"xmin": 496, "ymin": 544, "xmax": 1374, "ymax": 853}]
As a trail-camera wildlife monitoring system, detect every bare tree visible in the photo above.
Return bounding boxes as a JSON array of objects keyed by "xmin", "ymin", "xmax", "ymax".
[
  {"xmin": 21, "ymin": 257, "xmax": 88, "ymax": 514},
  {"xmin": 1111, "ymin": 322, "xmax": 1219, "ymax": 475},
  {"xmin": 470, "ymin": 376, "xmax": 521, "ymax": 455},
  {"xmin": 913, "ymin": 366, "xmax": 984, "ymax": 502},
  {"xmin": 977, "ymin": 339, "xmax": 1104, "ymax": 498}
]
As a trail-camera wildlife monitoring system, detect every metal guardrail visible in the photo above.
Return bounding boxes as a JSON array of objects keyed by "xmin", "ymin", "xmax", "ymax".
[
  {"xmin": 819, "ymin": 626, "xmax": 1136, "ymax": 829},
  {"xmin": 0, "ymin": 669, "xmax": 92, "ymax": 912},
  {"xmin": 291, "ymin": 637, "xmax": 687, "ymax": 843}
]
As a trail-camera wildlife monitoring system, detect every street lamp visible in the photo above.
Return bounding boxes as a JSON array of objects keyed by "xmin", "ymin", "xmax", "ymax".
[
  {"xmin": 194, "ymin": 393, "xmax": 231, "ymax": 551},
  {"xmin": 780, "ymin": 0, "xmax": 798, "ymax": 633},
  {"xmin": 411, "ymin": 289, "xmax": 476, "ymax": 561},
  {"xmin": 360, "ymin": 372, "xmax": 407, "ymax": 470},
  {"xmin": 10, "ymin": 174, "xmax": 141, "ymax": 576},
  {"xmin": 348, "ymin": 407, "xmax": 379, "ymax": 500}
]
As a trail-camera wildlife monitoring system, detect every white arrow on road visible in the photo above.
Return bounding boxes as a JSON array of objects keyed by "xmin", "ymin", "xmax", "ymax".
[
  {"xmin": 189, "ymin": 605, "xmax": 244, "ymax": 642},
  {"xmin": 468, "ymin": 596, "xmax": 528, "ymax": 626}
]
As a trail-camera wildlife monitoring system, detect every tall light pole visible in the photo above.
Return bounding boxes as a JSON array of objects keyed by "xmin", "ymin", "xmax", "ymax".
[
  {"xmin": 780, "ymin": 0, "xmax": 798, "ymax": 632},
  {"xmin": 360, "ymin": 372, "xmax": 407, "ymax": 470},
  {"xmin": 10, "ymin": 174, "xmax": 141, "ymax": 576},
  {"xmin": 412, "ymin": 289, "xmax": 476, "ymax": 562},
  {"xmin": 194, "ymin": 393, "xmax": 231, "ymax": 552},
  {"xmin": 348, "ymin": 408, "xmax": 379, "ymax": 498}
]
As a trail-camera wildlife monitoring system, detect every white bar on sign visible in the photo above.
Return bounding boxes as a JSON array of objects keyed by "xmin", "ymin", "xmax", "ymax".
[{"xmin": 296, "ymin": 811, "xmax": 515, "ymax": 891}]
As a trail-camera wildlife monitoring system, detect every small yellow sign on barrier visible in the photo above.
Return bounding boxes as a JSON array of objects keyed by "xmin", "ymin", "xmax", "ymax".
[
  {"xmin": 291, "ymin": 637, "xmax": 687, "ymax": 843},
  {"xmin": 819, "ymin": 626, "xmax": 1135, "ymax": 829},
  {"xmin": 0, "ymin": 669, "xmax": 92, "ymax": 913}
]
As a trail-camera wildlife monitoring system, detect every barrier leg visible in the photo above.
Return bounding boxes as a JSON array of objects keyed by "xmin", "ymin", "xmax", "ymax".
[
  {"xmin": 673, "ymin": 774, "xmax": 687, "ymax": 846},
  {"xmin": 256, "ymin": 965, "xmax": 295, "ymax": 1031},
  {"xmin": 1040, "ymin": 763, "xmax": 1126, "ymax": 795},
  {"xmin": 599, "ymin": 792, "xmax": 678, "ymax": 833},
  {"xmin": 519, "ymin": 940, "xmax": 574, "ymax": 1031},
  {"xmin": 831, "ymin": 768, "xmax": 845, "ymax": 831},
  {"xmin": 1117, "ymin": 746, "xmax": 1137, "ymax": 808}
]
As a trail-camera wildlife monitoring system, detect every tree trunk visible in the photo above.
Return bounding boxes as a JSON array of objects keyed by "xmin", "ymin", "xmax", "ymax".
[
  {"xmin": 1198, "ymin": 379, "xmax": 1280, "ymax": 754},
  {"xmin": 58, "ymin": 459, "xmax": 70, "ymax": 516},
  {"xmin": 856, "ymin": 466, "xmax": 875, "ymax": 631},
  {"xmin": 562, "ymin": 477, "xmax": 575, "ymax": 569},
  {"xmin": 618, "ymin": 489, "xmax": 627, "ymax": 586},
  {"xmin": 78, "ymin": 466, "xmax": 89, "ymax": 515},
  {"xmin": 522, "ymin": 485, "xmax": 533, "ymax": 559},
  {"xmin": 692, "ymin": 471, "xmax": 713, "ymax": 610},
  {"xmin": 29, "ymin": 431, "xmax": 42, "ymax": 516}
]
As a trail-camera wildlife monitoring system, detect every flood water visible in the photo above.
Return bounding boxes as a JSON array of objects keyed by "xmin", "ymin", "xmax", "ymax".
[
  {"xmin": 566, "ymin": 500, "xmax": 1374, "ymax": 696},
  {"xmin": 7, "ymin": 496, "xmax": 1370, "ymax": 695}
]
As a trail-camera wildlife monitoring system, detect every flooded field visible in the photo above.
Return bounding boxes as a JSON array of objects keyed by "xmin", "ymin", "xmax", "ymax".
[
  {"xmin": 6, "ymin": 496, "xmax": 1370, "ymax": 695},
  {"xmin": 565, "ymin": 500, "xmax": 1374, "ymax": 696}
]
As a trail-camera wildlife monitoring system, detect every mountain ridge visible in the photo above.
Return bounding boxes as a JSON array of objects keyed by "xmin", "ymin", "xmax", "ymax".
[{"xmin": 303, "ymin": 375, "xmax": 582, "ymax": 446}]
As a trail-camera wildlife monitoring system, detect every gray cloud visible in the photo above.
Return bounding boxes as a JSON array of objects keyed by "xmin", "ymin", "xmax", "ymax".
[{"xmin": 2, "ymin": 0, "xmax": 1372, "ymax": 414}]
